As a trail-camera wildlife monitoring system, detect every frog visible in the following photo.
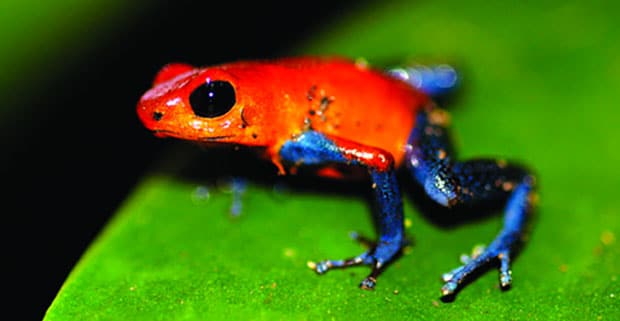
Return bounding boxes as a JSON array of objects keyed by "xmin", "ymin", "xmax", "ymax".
[{"xmin": 136, "ymin": 56, "xmax": 536, "ymax": 297}]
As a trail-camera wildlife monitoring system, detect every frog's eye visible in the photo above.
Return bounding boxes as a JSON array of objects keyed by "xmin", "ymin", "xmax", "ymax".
[{"xmin": 189, "ymin": 80, "xmax": 236, "ymax": 118}]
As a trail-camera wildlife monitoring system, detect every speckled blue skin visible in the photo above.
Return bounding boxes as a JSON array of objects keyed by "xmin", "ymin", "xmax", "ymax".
[
  {"xmin": 257, "ymin": 65, "xmax": 534, "ymax": 296},
  {"xmin": 408, "ymin": 108, "xmax": 535, "ymax": 295}
]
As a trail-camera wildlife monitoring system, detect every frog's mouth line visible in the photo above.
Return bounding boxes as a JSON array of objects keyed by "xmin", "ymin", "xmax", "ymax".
[
  {"xmin": 199, "ymin": 135, "xmax": 235, "ymax": 142},
  {"xmin": 152, "ymin": 130, "xmax": 234, "ymax": 142}
]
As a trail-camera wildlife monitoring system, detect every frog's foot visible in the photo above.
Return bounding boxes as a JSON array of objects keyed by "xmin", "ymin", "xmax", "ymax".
[
  {"xmin": 307, "ymin": 233, "xmax": 404, "ymax": 290},
  {"xmin": 307, "ymin": 251, "xmax": 383, "ymax": 290},
  {"xmin": 441, "ymin": 243, "xmax": 513, "ymax": 296}
]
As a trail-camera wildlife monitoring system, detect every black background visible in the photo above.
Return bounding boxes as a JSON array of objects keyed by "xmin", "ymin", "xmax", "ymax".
[{"xmin": 2, "ymin": 1, "xmax": 361, "ymax": 319}]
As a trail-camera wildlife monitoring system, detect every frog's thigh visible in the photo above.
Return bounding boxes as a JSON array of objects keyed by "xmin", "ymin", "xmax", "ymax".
[{"xmin": 406, "ymin": 107, "xmax": 536, "ymax": 296}]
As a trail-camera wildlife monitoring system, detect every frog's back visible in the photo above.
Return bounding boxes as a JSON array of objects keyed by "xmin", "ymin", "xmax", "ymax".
[{"xmin": 242, "ymin": 57, "xmax": 430, "ymax": 165}]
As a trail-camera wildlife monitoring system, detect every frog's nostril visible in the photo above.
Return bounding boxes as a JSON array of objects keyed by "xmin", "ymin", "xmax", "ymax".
[{"xmin": 153, "ymin": 111, "xmax": 164, "ymax": 121}]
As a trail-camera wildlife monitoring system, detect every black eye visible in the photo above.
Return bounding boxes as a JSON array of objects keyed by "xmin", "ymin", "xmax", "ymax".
[{"xmin": 189, "ymin": 80, "xmax": 236, "ymax": 118}]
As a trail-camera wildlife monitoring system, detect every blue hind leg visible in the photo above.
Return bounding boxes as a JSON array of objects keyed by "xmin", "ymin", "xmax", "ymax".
[
  {"xmin": 387, "ymin": 63, "xmax": 458, "ymax": 98},
  {"xmin": 407, "ymin": 107, "xmax": 536, "ymax": 296}
]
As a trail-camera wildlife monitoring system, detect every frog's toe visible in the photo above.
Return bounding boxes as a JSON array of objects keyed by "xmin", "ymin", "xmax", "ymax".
[
  {"xmin": 498, "ymin": 250, "xmax": 512, "ymax": 288},
  {"xmin": 307, "ymin": 260, "xmax": 333, "ymax": 274},
  {"xmin": 307, "ymin": 253, "xmax": 372, "ymax": 275},
  {"xmin": 359, "ymin": 276, "xmax": 377, "ymax": 290},
  {"xmin": 440, "ymin": 245, "xmax": 513, "ymax": 296}
]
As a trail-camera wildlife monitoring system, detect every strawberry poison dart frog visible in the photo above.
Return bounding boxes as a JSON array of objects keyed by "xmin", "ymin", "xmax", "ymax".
[{"xmin": 137, "ymin": 57, "xmax": 536, "ymax": 297}]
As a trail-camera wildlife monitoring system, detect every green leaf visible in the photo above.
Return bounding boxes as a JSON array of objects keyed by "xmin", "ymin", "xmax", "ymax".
[{"xmin": 45, "ymin": 1, "xmax": 620, "ymax": 320}]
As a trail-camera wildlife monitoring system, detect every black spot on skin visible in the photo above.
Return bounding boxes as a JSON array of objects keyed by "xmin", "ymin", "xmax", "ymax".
[
  {"xmin": 307, "ymin": 85, "xmax": 317, "ymax": 101},
  {"xmin": 252, "ymin": 133, "xmax": 258, "ymax": 139},
  {"xmin": 320, "ymin": 96, "xmax": 331, "ymax": 109},
  {"xmin": 309, "ymin": 110, "xmax": 316, "ymax": 115},
  {"xmin": 153, "ymin": 111, "xmax": 163, "ymax": 121}
]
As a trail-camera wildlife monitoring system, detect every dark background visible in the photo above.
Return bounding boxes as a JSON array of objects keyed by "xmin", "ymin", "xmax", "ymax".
[{"xmin": 2, "ymin": 1, "xmax": 360, "ymax": 319}]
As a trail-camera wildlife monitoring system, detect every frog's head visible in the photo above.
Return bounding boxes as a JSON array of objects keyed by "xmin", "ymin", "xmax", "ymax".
[{"xmin": 137, "ymin": 63, "xmax": 271, "ymax": 146}]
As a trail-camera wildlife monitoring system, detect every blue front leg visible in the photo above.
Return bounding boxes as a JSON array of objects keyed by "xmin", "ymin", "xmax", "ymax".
[
  {"xmin": 279, "ymin": 131, "xmax": 405, "ymax": 289},
  {"xmin": 407, "ymin": 107, "xmax": 536, "ymax": 297}
]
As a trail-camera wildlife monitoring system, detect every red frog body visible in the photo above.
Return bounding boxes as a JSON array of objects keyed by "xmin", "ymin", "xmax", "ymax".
[{"xmin": 138, "ymin": 57, "xmax": 428, "ymax": 172}]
